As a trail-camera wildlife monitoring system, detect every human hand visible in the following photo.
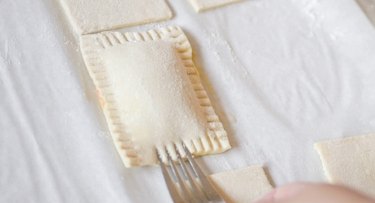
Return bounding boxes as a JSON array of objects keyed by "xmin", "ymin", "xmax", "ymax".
[{"xmin": 255, "ymin": 183, "xmax": 375, "ymax": 203}]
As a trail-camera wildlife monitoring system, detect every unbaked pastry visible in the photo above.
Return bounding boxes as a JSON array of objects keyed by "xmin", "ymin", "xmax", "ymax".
[
  {"xmin": 188, "ymin": 0, "xmax": 242, "ymax": 12},
  {"xmin": 80, "ymin": 26, "xmax": 231, "ymax": 167},
  {"xmin": 209, "ymin": 166, "xmax": 273, "ymax": 203},
  {"xmin": 59, "ymin": 0, "xmax": 172, "ymax": 34},
  {"xmin": 315, "ymin": 134, "xmax": 375, "ymax": 197}
]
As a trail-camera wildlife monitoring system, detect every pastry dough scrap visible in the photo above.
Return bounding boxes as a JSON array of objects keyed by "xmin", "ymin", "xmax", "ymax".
[
  {"xmin": 59, "ymin": 0, "xmax": 172, "ymax": 34},
  {"xmin": 209, "ymin": 166, "xmax": 273, "ymax": 203},
  {"xmin": 80, "ymin": 26, "xmax": 231, "ymax": 167},
  {"xmin": 188, "ymin": 0, "xmax": 242, "ymax": 12},
  {"xmin": 315, "ymin": 134, "xmax": 375, "ymax": 197}
]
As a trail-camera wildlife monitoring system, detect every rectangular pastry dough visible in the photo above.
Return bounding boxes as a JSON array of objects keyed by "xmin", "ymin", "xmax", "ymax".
[
  {"xmin": 59, "ymin": 0, "xmax": 172, "ymax": 34},
  {"xmin": 209, "ymin": 166, "xmax": 273, "ymax": 203},
  {"xmin": 80, "ymin": 26, "xmax": 231, "ymax": 167},
  {"xmin": 188, "ymin": 0, "xmax": 242, "ymax": 12},
  {"xmin": 315, "ymin": 134, "xmax": 375, "ymax": 197}
]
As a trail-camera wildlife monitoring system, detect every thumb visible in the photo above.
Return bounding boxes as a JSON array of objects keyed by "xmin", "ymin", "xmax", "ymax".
[{"xmin": 255, "ymin": 183, "xmax": 375, "ymax": 203}]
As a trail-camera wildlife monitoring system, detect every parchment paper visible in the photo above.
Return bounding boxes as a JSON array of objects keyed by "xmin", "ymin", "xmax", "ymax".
[{"xmin": 1, "ymin": 0, "xmax": 375, "ymax": 202}]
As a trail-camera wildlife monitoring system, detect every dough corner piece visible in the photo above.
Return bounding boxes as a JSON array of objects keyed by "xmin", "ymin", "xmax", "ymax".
[
  {"xmin": 80, "ymin": 26, "xmax": 231, "ymax": 167},
  {"xmin": 59, "ymin": 0, "xmax": 173, "ymax": 34},
  {"xmin": 188, "ymin": 0, "xmax": 243, "ymax": 12},
  {"xmin": 209, "ymin": 165, "xmax": 273, "ymax": 203},
  {"xmin": 314, "ymin": 134, "xmax": 375, "ymax": 197}
]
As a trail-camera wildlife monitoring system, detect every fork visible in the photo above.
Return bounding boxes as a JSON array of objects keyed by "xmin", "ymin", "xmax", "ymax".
[{"xmin": 156, "ymin": 144, "xmax": 224, "ymax": 203}]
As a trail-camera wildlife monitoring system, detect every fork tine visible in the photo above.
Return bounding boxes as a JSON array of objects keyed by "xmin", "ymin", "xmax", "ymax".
[
  {"xmin": 167, "ymin": 148, "xmax": 193, "ymax": 203},
  {"xmin": 182, "ymin": 144, "xmax": 222, "ymax": 201},
  {"xmin": 175, "ymin": 145, "xmax": 208, "ymax": 203},
  {"xmin": 156, "ymin": 149, "xmax": 185, "ymax": 203}
]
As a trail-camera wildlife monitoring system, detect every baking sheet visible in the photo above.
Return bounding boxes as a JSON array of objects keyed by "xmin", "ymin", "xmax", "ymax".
[{"xmin": 1, "ymin": 0, "xmax": 375, "ymax": 202}]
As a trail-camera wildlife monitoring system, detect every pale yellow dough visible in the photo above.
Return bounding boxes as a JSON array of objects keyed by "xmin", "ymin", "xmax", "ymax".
[
  {"xmin": 315, "ymin": 134, "xmax": 375, "ymax": 197},
  {"xmin": 59, "ymin": 0, "xmax": 172, "ymax": 34},
  {"xmin": 80, "ymin": 26, "xmax": 231, "ymax": 167},
  {"xmin": 209, "ymin": 166, "xmax": 273, "ymax": 203},
  {"xmin": 188, "ymin": 0, "xmax": 242, "ymax": 12}
]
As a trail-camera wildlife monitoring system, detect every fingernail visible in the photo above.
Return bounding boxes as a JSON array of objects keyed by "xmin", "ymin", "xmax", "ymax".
[
  {"xmin": 273, "ymin": 183, "xmax": 308, "ymax": 200},
  {"xmin": 254, "ymin": 189, "xmax": 276, "ymax": 203}
]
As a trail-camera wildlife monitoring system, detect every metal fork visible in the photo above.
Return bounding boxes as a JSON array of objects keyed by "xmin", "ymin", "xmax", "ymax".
[{"xmin": 156, "ymin": 144, "xmax": 223, "ymax": 203}]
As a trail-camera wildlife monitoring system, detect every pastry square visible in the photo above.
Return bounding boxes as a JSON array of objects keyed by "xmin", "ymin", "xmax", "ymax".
[
  {"xmin": 80, "ymin": 26, "xmax": 231, "ymax": 167},
  {"xmin": 209, "ymin": 166, "xmax": 273, "ymax": 203},
  {"xmin": 188, "ymin": 0, "xmax": 242, "ymax": 12},
  {"xmin": 315, "ymin": 134, "xmax": 375, "ymax": 197},
  {"xmin": 59, "ymin": 0, "xmax": 172, "ymax": 34}
]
